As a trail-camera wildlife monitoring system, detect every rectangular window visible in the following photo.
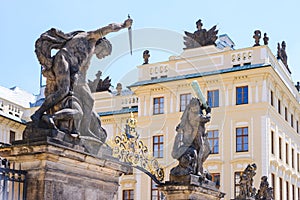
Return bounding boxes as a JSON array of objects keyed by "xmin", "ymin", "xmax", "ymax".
[
  {"xmin": 9, "ymin": 130, "xmax": 16, "ymax": 144},
  {"xmin": 286, "ymin": 181, "xmax": 289, "ymax": 200},
  {"xmin": 292, "ymin": 184, "xmax": 295, "ymax": 200},
  {"xmin": 279, "ymin": 177, "xmax": 283, "ymax": 200},
  {"xmin": 123, "ymin": 190, "xmax": 134, "ymax": 200},
  {"xmin": 279, "ymin": 138, "xmax": 282, "ymax": 160},
  {"xmin": 153, "ymin": 97, "xmax": 164, "ymax": 115},
  {"xmin": 271, "ymin": 131, "xmax": 274, "ymax": 155},
  {"xmin": 151, "ymin": 180, "xmax": 164, "ymax": 200},
  {"xmin": 297, "ymin": 153, "xmax": 300, "ymax": 172},
  {"xmin": 270, "ymin": 90, "xmax": 274, "ymax": 106},
  {"xmin": 236, "ymin": 86, "xmax": 248, "ymax": 105},
  {"xmin": 236, "ymin": 127, "xmax": 248, "ymax": 152},
  {"xmin": 180, "ymin": 93, "xmax": 191, "ymax": 112},
  {"xmin": 153, "ymin": 135, "xmax": 164, "ymax": 158},
  {"xmin": 292, "ymin": 148, "xmax": 295, "ymax": 168},
  {"xmin": 286, "ymin": 143, "xmax": 289, "ymax": 164},
  {"xmin": 291, "ymin": 114, "xmax": 294, "ymax": 127},
  {"xmin": 211, "ymin": 173, "xmax": 220, "ymax": 189},
  {"xmin": 278, "ymin": 99, "xmax": 281, "ymax": 114},
  {"xmin": 297, "ymin": 120, "xmax": 299, "ymax": 133},
  {"xmin": 207, "ymin": 130, "xmax": 219, "ymax": 154},
  {"xmin": 285, "ymin": 107, "xmax": 288, "ymax": 121},
  {"xmin": 271, "ymin": 173, "xmax": 275, "ymax": 199},
  {"xmin": 234, "ymin": 172, "xmax": 242, "ymax": 198},
  {"xmin": 207, "ymin": 90, "xmax": 219, "ymax": 108}
]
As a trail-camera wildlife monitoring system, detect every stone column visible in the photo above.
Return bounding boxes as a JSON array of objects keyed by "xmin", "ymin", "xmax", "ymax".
[{"xmin": 0, "ymin": 139, "xmax": 130, "ymax": 200}]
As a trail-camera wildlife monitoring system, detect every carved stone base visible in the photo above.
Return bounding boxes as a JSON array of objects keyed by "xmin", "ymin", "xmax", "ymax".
[
  {"xmin": 160, "ymin": 174, "xmax": 225, "ymax": 200},
  {"xmin": 19, "ymin": 122, "xmax": 106, "ymax": 155},
  {"xmin": 170, "ymin": 173, "xmax": 207, "ymax": 185},
  {"xmin": 158, "ymin": 183, "xmax": 225, "ymax": 200},
  {"xmin": 170, "ymin": 174, "xmax": 216, "ymax": 187},
  {"xmin": 0, "ymin": 139, "xmax": 130, "ymax": 200},
  {"xmin": 21, "ymin": 122, "xmax": 84, "ymax": 149}
]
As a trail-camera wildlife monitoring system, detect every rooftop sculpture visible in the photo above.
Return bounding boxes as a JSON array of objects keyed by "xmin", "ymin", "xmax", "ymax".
[
  {"xmin": 115, "ymin": 83, "xmax": 123, "ymax": 95},
  {"xmin": 253, "ymin": 30, "xmax": 261, "ymax": 46},
  {"xmin": 184, "ymin": 19, "xmax": 218, "ymax": 49},
  {"xmin": 277, "ymin": 41, "xmax": 291, "ymax": 73},
  {"xmin": 26, "ymin": 18, "xmax": 132, "ymax": 154},
  {"xmin": 253, "ymin": 30, "xmax": 269, "ymax": 46},
  {"xmin": 88, "ymin": 70, "xmax": 112, "ymax": 93},
  {"xmin": 263, "ymin": 33, "xmax": 269, "ymax": 45},
  {"xmin": 143, "ymin": 50, "xmax": 150, "ymax": 64}
]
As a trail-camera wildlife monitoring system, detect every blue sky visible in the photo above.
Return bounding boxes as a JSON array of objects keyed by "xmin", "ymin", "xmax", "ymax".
[{"xmin": 1, "ymin": 0, "xmax": 300, "ymax": 94}]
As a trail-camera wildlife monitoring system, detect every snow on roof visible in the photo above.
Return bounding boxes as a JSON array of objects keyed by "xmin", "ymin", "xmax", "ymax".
[
  {"xmin": 0, "ymin": 85, "xmax": 36, "ymax": 108},
  {"xmin": 0, "ymin": 110, "xmax": 25, "ymax": 124},
  {"xmin": 111, "ymin": 89, "xmax": 134, "ymax": 96}
]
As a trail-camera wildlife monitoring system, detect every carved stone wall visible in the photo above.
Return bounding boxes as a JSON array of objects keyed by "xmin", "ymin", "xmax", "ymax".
[{"xmin": 0, "ymin": 140, "xmax": 130, "ymax": 200}]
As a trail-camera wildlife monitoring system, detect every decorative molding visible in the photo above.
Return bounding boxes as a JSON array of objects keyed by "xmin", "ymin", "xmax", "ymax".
[
  {"xmin": 121, "ymin": 96, "xmax": 139, "ymax": 107},
  {"xmin": 206, "ymin": 79, "xmax": 219, "ymax": 84},
  {"xmin": 149, "ymin": 65, "xmax": 168, "ymax": 77},
  {"xmin": 120, "ymin": 177, "xmax": 137, "ymax": 186},
  {"xmin": 150, "ymin": 87, "xmax": 165, "ymax": 92},
  {"xmin": 102, "ymin": 118, "xmax": 114, "ymax": 123},
  {"xmin": 231, "ymin": 50, "xmax": 252, "ymax": 65},
  {"xmin": 177, "ymin": 83, "xmax": 191, "ymax": 88},
  {"xmin": 234, "ymin": 75, "xmax": 248, "ymax": 80}
]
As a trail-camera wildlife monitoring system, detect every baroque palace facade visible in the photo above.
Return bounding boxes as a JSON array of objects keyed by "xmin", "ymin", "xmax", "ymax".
[
  {"xmin": 95, "ymin": 42, "xmax": 300, "ymax": 199},
  {"xmin": 0, "ymin": 86, "xmax": 36, "ymax": 146},
  {"xmin": 1, "ymin": 36, "xmax": 300, "ymax": 200}
]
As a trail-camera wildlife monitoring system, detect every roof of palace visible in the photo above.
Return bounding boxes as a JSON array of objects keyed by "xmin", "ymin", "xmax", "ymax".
[
  {"xmin": 129, "ymin": 63, "xmax": 270, "ymax": 88},
  {"xmin": 0, "ymin": 86, "xmax": 36, "ymax": 108},
  {"xmin": 98, "ymin": 107, "xmax": 138, "ymax": 117}
]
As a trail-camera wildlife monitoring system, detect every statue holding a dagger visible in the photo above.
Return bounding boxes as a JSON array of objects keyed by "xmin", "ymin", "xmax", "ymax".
[{"xmin": 28, "ymin": 17, "xmax": 133, "ymax": 153}]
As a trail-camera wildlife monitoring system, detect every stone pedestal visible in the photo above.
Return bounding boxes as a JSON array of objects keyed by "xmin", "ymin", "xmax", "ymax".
[
  {"xmin": 158, "ymin": 184, "xmax": 224, "ymax": 200},
  {"xmin": 0, "ymin": 137, "xmax": 130, "ymax": 200},
  {"xmin": 159, "ymin": 174, "xmax": 225, "ymax": 200}
]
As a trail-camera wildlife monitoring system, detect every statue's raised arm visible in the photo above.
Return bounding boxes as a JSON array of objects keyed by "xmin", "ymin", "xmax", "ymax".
[
  {"xmin": 87, "ymin": 18, "xmax": 133, "ymax": 41},
  {"xmin": 29, "ymin": 17, "xmax": 133, "ymax": 155}
]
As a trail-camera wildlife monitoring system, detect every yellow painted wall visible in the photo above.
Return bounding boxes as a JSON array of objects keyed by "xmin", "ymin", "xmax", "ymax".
[{"xmin": 96, "ymin": 45, "xmax": 300, "ymax": 200}]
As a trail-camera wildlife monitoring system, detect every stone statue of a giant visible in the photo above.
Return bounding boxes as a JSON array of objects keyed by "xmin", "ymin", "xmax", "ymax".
[
  {"xmin": 170, "ymin": 81, "xmax": 212, "ymax": 183},
  {"xmin": 27, "ymin": 18, "xmax": 132, "ymax": 154}
]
